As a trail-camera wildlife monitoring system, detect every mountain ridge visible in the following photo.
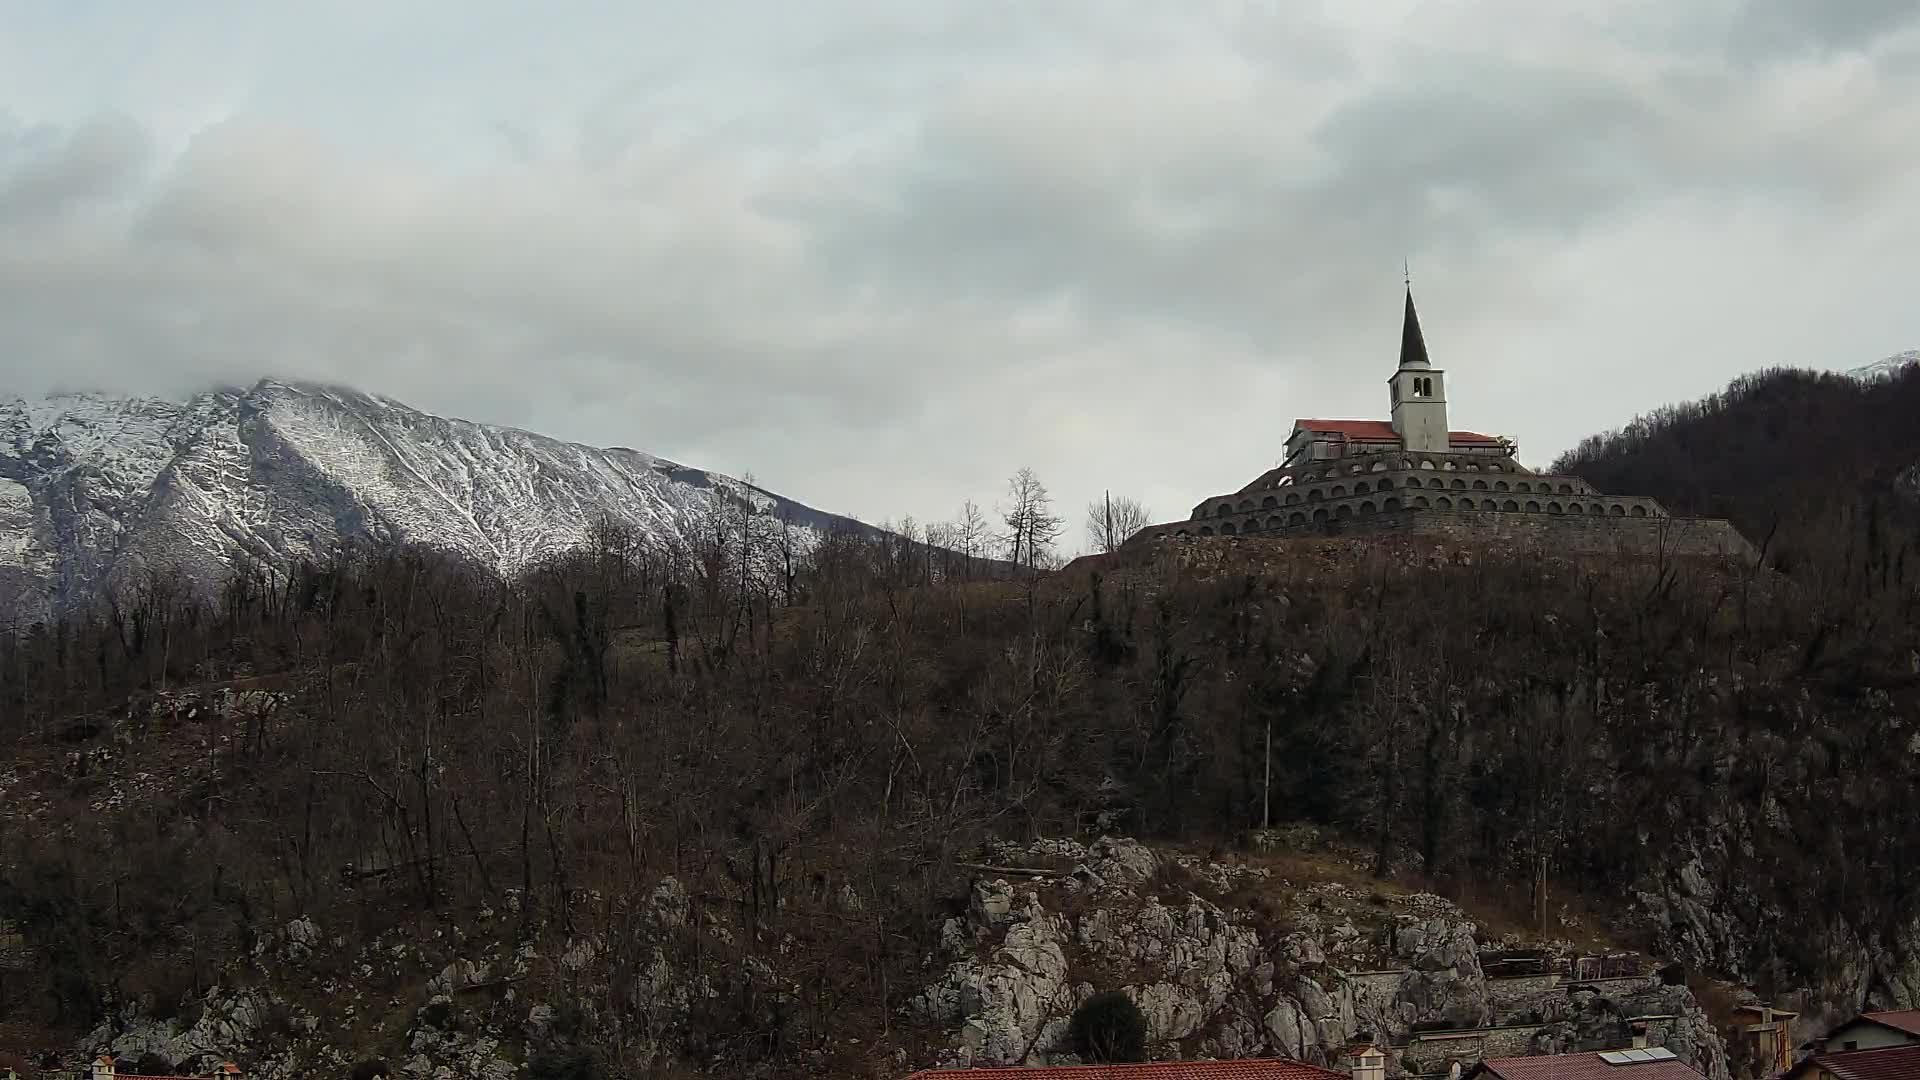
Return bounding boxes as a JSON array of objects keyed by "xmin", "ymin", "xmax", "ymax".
[
  {"xmin": 1846, "ymin": 349, "xmax": 1920, "ymax": 380},
  {"xmin": 0, "ymin": 378, "xmax": 874, "ymax": 624}
]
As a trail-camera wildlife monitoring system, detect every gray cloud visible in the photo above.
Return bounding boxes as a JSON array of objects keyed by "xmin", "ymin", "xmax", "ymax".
[
  {"xmin": 1730, "ymin": 0, "xmax": 1920, "ymax": 60},
  {"xmin": 2, "ymin": 2, "xmax": 1918, "ymax": 540},
  {"xmin": 0, "ymin": 112, "xmax": 151, "ymax": 223}
]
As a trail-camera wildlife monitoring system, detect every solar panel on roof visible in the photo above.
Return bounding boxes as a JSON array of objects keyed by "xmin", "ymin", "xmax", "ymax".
[{"xmin": 1599, "ymin": 1048, "xmax": 1679, "ymax": 1066}]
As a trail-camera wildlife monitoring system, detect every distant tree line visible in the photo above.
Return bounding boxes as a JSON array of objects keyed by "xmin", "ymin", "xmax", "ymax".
[{"xmin": 1555, "ymin": 363, "xmax": 1920, "ymax": 585}]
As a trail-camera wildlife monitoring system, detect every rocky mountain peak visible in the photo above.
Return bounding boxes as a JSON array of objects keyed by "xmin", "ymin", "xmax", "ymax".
[
  {"xmin": 1847, "ymin": 350, "xmax": 1920, "ymax": 381},
  {"xmin": 0, "ymin": 380, "xmax": 868, "ymax": 625}
]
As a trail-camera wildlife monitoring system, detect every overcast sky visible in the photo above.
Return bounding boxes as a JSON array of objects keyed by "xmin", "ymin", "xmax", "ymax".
[{"xmin": 3, "ymin": 2, "xmax": 1917, "ymax": 538}]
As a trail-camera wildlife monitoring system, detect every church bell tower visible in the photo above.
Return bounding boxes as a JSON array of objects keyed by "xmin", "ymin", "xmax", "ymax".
[{"xmin": 1388, "ymin": 286, "xmax": 1449, "ymax": 453}]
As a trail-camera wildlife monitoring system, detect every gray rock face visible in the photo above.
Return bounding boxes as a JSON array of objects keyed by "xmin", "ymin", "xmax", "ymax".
[
  {"xmin": 0, "ymin": 381, "xmax": 877, "ymax": 623},
  {"xmin": 912, "ymin": 882, "xmax": 1077, "ymax": 1066},
  {"xmin": 1076, "ymin": 893, "xmax": 1267, "ymax": 1049},
  {"xmin": 915, "ymin": 838, "xmax": 1732, "ymax": 1077},
  {"xmin": 84, "ymin": 987, "xmax": 290, "ymax": 1076},
  {"xmin": 1395, "ymin": 919, "xmax": 1491, "ymax": 1028},
  {"xmin": 1084, "ymin": 837, "xmax": 1161, "ymax": 887},
  {"xmin": 66, "ymin": 835, "xmax": 1745, "ymax": 1079},
  {"xmin": 70, "ymin": 874, "xmax": 762, "ymax": 1080},
  {"xmin": 1635, "ymin": 834, "xmax": 1920, "ymax": 1044}
]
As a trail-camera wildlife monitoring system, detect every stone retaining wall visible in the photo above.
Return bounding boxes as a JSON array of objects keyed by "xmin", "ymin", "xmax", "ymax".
[
  {"xmin": 1399, "ymin": 1025, "xmax": 1547, "ymax": 1072},
  {"xmin": 1486, "ymin": 973, "xmax": 1565, "ymax": 1017},
  {"xmin": 1486, "ymin": 973, "xmax": 1657, "ymax": 1018},
  {"xmin": 1348, "ymin": 969, "xmax": 1414, "ymax": 1024},
  {"xmin": 1324, "ymin": 509, "xmax": 1754, "ymax": 559},
  {"xmin": 1134, "ymin": 508, "xmax": 1755, "ymax": 562}
]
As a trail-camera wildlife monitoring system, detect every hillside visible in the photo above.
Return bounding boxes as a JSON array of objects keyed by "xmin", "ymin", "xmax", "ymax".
[
  {"xmin": 0, "ymin": 380, "xmax": 877, "ymax": 625},
  {"xmin": 1, "ymin": 363, "xmax": 1918, "ymax": 1078},
  {"xmin": 2, "ymin": 514, "xmax": 1915, "ymax": 1076},
  {"xmin": 1552, "ymin": 358, "xmax": 1920, "ymax": 574}
]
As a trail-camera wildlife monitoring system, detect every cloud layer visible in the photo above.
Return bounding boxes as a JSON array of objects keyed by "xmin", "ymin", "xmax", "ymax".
[{"xmin": 3, "ymin": 1, "xmax": 1918, "ymax": 537}]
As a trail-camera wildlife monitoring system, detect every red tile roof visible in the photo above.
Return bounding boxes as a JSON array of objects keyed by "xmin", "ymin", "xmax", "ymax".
[
  {"xmin": 1863, "ymin": 1012, "xmax": 1920, "ymax": 1038},
  {"xmin": 1471, "ymin": 1052, "xmax": 1704, "ymax": 1080},
  {"xmin": 91, "ymin": 1058, "xmax": 240, "ymax": 1080},
  {"xmin": 1290, "ymin": 419, "xmax": 1503, "ymax": 446},
  {"xmin": 906, "ymin": 1060, "xmax": 1349, "ymax": 1080},
  {"xmin": 1293, "ymin": 419, "xmax": 1401, "ymax": 441},
  {"xmin": 1797, "ymin": 1044, "xmax": 1920, "ymax": 1080}
]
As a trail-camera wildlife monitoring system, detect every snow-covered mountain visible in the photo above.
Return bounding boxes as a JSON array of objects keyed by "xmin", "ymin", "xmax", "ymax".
[
  {"xmin": 1848, "ymin": 350, "xmax": 1920, "ymax": 381},
  {"xmin": 0, "ymin": 380, "xmax": 875, "ymax": 624}
]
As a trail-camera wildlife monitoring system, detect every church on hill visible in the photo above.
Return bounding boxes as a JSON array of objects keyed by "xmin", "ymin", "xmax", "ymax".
[{"xmin": 1123, "ymin": 288, "xmax": 1753, "ymax": 558}]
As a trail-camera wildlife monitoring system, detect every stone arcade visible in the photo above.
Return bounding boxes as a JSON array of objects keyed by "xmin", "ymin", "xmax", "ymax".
[{"xmin": 1125, "ymin": 289, "xmax": 1753, "ymax": 559}]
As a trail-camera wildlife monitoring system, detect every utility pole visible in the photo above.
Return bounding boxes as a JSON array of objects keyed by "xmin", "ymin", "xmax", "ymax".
[
  {"xmin": 1262, "ymin": 713, "xmax": 1272, "ymax": 831},
  {"xmin": 1533, "ymin": 851, "xmax": 1550, "ymax": 933}
]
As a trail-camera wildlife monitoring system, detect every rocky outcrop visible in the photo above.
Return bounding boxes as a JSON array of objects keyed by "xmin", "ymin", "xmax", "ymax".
[
  {"xmin": 70, "ymin": 875, "xmax": 751, "ymax": 1080},
  {"xmin": 82, "ymin": 988, "xmax": 287, "ymax": 1076},
  {"xmin": 1634, "ymin": 834, "xmax": 1920, "ymax": 1045},
  {"xmin": 915, "ymin": 838, "xmax": 1731, "ymax": 1078},
  {"xmin": 64, "ymin": 837, "xmax": 1737, "ymax": 1080},
  {"xmin": 914, "ymin": 887, "xmax": 1078, "ymax": 1064},
  {"xmin": 1394, "ymin": 918, "xmax": 1492, "ymax": 1029}
]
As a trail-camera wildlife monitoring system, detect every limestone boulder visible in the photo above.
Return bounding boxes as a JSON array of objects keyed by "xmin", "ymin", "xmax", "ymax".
[
  {"xmin": 1085, "ymin": 836, "xmax": 1160, "ymax": 887},
  {"xmin": 1394, "ymin": 918, "xmax": 1490, "ymax": 1029},
  {"xmin": 649, "ymin": 876, "xmax": 690, "ymax": 928},
  {"xmin": 912, "ymin": 896, "xmax": 1075, "ymax": 1066},
  {"xmin": 1264, "ymin": 998, "xmax": 1311, "ymax": 1058},
  {"xmin": 970, "ymin": 878, "xmax": 1019, "ymax": 932}
]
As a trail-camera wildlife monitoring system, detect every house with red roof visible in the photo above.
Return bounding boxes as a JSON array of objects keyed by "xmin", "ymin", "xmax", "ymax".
[
  {"xmin": 1118, "ymin": 286, "xmax": 1751, "ymax": 560},
  {"xmin": 87, "ymin": 1056, "xmax": 241, "ymax": 1080},
  {"xmin": 1784, "ymin": 1042, "xmax": 1920, "ymax": 1080},
  {"xmin": 1464, "ymin": 1048, "xmax": 1706, "ymax": 1080},
  {"xmin": 904, "ymin": 1057, "xmax": 1354, "ymax": 1080},
  {"xmin": 1817, "ymin": 1013, "xmax": 1920, "ymax": 1055}
]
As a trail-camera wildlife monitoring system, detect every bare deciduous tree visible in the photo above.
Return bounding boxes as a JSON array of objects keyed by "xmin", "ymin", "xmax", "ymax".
[
  {"xmin": 955, "ymin": 500, "xmax": 990, "ymax": 579},
  {"xmin": 1084, "ymin": 493, "xmax": 1152, "ymax": 554},
  {"xmin": 999, "ymin": 468, "xmax": 1062, "ymax": 574}
]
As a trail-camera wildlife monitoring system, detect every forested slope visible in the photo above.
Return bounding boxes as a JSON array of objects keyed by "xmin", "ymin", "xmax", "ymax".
[
  {"xmin": 1554, "ymin": 362, "xmax": 1920, "ymax": 573},
  {"xmin": 0, "ymin": 366, "xmax": 1917, "ymax": 1076}
]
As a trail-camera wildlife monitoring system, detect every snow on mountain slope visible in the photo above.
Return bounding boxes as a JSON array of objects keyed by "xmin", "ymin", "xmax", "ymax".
[
  {"xmin": 1848, "ymin": 350, "xmax": 1920, "ymax": 380},
  {"xmin": 0, "ymin": 380, "xmax": 874, "ymax": 624}
]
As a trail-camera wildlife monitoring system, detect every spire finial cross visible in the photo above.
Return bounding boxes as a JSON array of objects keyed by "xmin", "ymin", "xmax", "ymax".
[{"xmin": 1404, "ymin": 259, "xmax": 1411, "ymax": 288}]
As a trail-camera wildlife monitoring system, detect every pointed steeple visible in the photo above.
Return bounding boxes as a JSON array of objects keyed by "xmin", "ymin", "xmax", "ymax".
[
  {"xmin": 1399, "ymin": 285, "xmax": 1431, "ymax": 369},
  {"xmin": 1389, "ymin": 277, "xmax": 1448, "ymax": 450}
]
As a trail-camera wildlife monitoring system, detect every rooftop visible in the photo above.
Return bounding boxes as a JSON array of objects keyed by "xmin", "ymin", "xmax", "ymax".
[
  {"xmin": 90, "ymin": 1058, "xmax": 241, "ymax": 1080},
  {"xmin": 1797, "ymin": 1043, "xmax": 1920, "ymax": 1080},
  {"xmin": 905, "ymin": 1060, "xmax": 1350, "ymax": 1080},
  {"xmin": 1291, "ymin": 419, "xmax": 1504, "ymax": 446},
  {"xmin": 1470, "ymin": 1049, "xmax": 1704, "ymax": 1080},
  {"xmin": 1860, "ymin": 1012, "xmax": 1920, "ymax": 1038}
]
